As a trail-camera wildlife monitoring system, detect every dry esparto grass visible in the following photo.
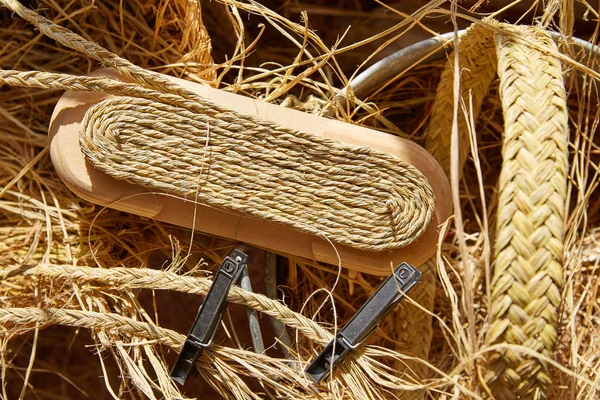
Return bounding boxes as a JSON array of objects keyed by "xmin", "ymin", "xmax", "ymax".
[{"xmin": 1, "ymin": 0, "xmax": 600, "ymax": 399}]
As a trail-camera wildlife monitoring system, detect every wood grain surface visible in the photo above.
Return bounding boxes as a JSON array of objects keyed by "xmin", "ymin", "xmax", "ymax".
[{"xmin": 49, "ymin": 69, "xmax": 451, "ymax": 275}]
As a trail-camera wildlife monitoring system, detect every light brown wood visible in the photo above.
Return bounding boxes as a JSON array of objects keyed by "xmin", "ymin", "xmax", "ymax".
[{"xmin": 48, "ymin": 69, "xmax": 451, "ymax": 275}]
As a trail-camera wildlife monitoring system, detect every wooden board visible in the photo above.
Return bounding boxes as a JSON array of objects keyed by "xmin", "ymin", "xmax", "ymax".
[{"xmin": 48, "ymin": 69, "xmax": 451, "ymax": 275}]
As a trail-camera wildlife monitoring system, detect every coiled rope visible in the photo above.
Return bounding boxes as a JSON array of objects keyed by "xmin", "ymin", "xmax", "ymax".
[
  {"xmin": 79, "ymin": 95, "xmax": 434, "ymax": 252},
  {"xmin": 425, "ymin": 23, "xmax": 568, "ymax": 399},
  {"xmin": 0, "ymin": 75, "xmax": 437, "ymax": 254}
]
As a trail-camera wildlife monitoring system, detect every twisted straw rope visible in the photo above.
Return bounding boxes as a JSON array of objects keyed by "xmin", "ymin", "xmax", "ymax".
[
  {"xmin": 2, "ymin": 263, "xmax": 331, "ymax": 344},
  {"xmin": 0, "ymin": 306, "xmax": 308, "ymax": 395},
  {"xmin": 80, "ymin": 96, "xmax": 434, "ymax": 251},
  {"xmin": 0, "ymin": 72, "xmax": 434, "ymax": 252},
  {"xmin": 0, "ymin": 0, "xmax": 197, "ymax": 99},
  {"xmin": 425, "ymin": 23, "xmax": 568, "ymax": 399},
  {"xmin": 0, "ymin": 268, "xmax": 418, "ymax": 395},
  {"xmin": 0, "ymin": 307, "xmax": 185, "ymax": 347},
  {"xmin": 486, "ymin": 26, "xmax": 568, "ymax": 399},
  {"xmin": 0, "ymin": 68, "xmax": 434, "ymax": 250}
]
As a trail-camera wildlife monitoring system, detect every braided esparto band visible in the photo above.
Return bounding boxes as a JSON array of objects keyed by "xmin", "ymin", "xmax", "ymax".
[
  {"xmin": 419, "ymin": 25, "xmax": 499, "ymax": 400},
  {"xmin": 485, "ymin": 26, "xmax": 568, "ymax": 399},
  {"xmin": 0, "ymin": 66, "xmax": 435, "ymax": 251},
  {"xmin": 424, "ymin": 22, "xmax": 568, "ymax": 399}
]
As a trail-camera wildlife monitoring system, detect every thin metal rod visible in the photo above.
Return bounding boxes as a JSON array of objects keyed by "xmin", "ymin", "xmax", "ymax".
[
  {"xmin": 239, "ymin": 264, "xmax": 265, "ymax": 354},
  {"xmin": 343, "ymin": 29, "xmax": 600, "ymax": 101},
  {"xmin": 345, "ymin": 32, "xmax": 456, "ymax": 100},
  {"xmin": 264, "ymin": 252, "xmax": 293, "ymax": 359}
]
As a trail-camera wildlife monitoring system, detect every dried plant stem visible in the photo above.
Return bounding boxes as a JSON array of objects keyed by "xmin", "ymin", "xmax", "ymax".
[
  {"xmin": 264, "ymin": 252, "xmax": 293, "ymax": 359},
  {"xmin": 394, "ymin": 258, "xmax": 436, "ymax": 400}
]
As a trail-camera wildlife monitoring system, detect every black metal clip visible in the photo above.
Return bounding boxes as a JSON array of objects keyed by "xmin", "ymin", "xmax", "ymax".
[
  {"xmin": 304, "ymin": 262, "xmax": 421, "ymax": 383},
  {"xmin": 170, "ymin": 249, "xmax": 248, "ymax": 385}
]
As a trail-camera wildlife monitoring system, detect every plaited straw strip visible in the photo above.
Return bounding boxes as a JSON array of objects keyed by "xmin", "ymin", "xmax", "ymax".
[
  {"xmin": 79, "ymin": 95, "xmax": 434, "ymax": 251},
  {"xmin": 486, "ymin": 25, "xmax": 568, "ymax": 399},
  {"xmin": 420, "ymin": 27, "xmax": 498, "ymax": 389},
  {"xmin": 419, "ymin": 25, "xmax": 499, "ymax": 400},
  {"xmin": 424, "ymin": 24, "xmax": 498, "ymax": 176},
  {"xmin": 425, "ymin": 23, "xmax": 568, "ymax": 399}
]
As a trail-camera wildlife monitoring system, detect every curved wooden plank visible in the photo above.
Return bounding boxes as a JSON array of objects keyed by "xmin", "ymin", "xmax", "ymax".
[{"xmin": 49, "ymin": 69, "xmax": 451, "ymax": 275}]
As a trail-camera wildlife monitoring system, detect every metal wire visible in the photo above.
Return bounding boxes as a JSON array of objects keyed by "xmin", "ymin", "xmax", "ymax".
[
  {"xmin": 343, "ymin": 29, "xmax": 600, "ymax": 101},
  {"xmin": 239, "ymin": 264, "xmax": 265, "ymax": 353},
  {"xmin": 264, "ymin": 252, "xmax": 293, "ymax": 360}
]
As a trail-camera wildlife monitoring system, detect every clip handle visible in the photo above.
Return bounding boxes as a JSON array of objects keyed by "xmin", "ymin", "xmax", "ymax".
[
  {"xmin": 304, "ymin": 262, "xmax": 421, "ymax": 383},
  {"xmin": 341, "ymin": 262, "xmax": 420, "ymax": 346},
  {"xmin": 171, "ymin": 249, "xmax": 247, "ymax": 385}
]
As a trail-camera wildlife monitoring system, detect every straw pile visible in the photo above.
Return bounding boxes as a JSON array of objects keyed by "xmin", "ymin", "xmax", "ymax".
[{"xmin": 1, "ymin": 0, "xmax": 600, "ymax": 399}]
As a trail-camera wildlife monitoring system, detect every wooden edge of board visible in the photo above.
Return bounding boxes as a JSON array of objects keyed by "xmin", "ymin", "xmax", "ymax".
[{"xmin": 48, "ymin": 68, "xmax": 452, "ymax": 275}]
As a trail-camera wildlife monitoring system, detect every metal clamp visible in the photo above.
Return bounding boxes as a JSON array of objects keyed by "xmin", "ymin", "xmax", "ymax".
[
  {"xmin": 170, "ymin": 249, "xmax": 248, "ymax": 385},
  {"xmin": 304, "ymin": 262, "xmax": 421, "ymax": 383}
]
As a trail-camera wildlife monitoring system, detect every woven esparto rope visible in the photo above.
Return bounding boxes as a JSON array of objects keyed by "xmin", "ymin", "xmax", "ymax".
[
  {"xmin": 0, "ymin": 70, "xmax": 435, "ymax": 252},
  {"xmin": 0, "ymin": 68, "xmax": 435, "ymax": 251},
  {"xmin": 2, "ymin": 263, "xmax": 331, "ymax": 344},
  {"xmin": 0, "ymin": 266, "xmax": 424, "ymax": 395},
  {"xmin": 417, "ymin": 24, "xmax": 499, "ymax": 400},
  {"xmin": 425, "ymin": 23, "xmax": 568, "ymax": 399},
  {"xmin": 486, "ymin": 26, "xmax": 568, "ymax": 399},
  {"xmin": 419, "ymin": 28, "xmax": 499, "ymax": 390},
  {"xmin": 79, "ymin": 95, "xmax": 434, "ymax": 251}
]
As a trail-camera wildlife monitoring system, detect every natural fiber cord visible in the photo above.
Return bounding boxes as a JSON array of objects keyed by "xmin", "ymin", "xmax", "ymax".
[
  {"xmin": 425, "ymin": 23, "xmax": 568, "ymax": 399},
  {"xmin": 2, "ymin": 263, "xmax": 332, "ymax": 344},
  {"xmin": 486, "ymin": 26, "xmax": 568, "ymax": 399},
  {"xmin": 79, "ymin": 95, "xmax": 434, "ymax": 251},
  {"xmin": 0, "ymin": 69, "xmax": 435, "ymax": 253}
]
